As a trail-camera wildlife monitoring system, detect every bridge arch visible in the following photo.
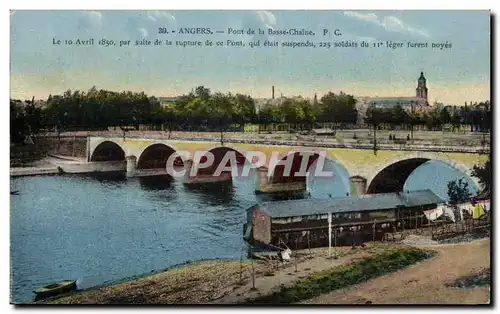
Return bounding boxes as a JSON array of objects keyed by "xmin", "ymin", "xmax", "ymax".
[
  {"xmin": 90, "ymin": 140, "xmax": 126, "ymax": 162},
  {"xmin": 137, "ymin": 143, "xmax": 179, "ymax": 170},
  {"xmin": 196, "ymin": 146, "xmax": 249, "ymax": 176},
  {"xmin": 365, "ymin": 153, "xmax": 480, "ymax": 194},
  {"xmin": 270, "ymin": 151, "xmax": 320, "ymax": 184},
  {"xmin": 269, "ymin": 151, "xmax": 351, "ymax": 193}
]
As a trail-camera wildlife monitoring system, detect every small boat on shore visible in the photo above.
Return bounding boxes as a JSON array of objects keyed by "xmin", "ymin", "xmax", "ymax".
[
  {"xmin": 10, "ymin": 190, "xmax": 19, "ymax": 195},
  {"xmin": 34, "ymin": 280, "xmax": 77, "ymax": 301}
]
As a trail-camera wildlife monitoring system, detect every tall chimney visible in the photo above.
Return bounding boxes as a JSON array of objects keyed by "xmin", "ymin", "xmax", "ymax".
[{"xmin": 272, "ymin": 86, "xmax": 275, "ymax": 99}]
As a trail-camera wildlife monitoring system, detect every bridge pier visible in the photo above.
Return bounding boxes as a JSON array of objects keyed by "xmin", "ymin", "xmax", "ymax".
[
  {"xmin": 254, "ymin": 167, "xmax": 270, "ymax": 193},
  {"xmin": 182, "ymin": 160, "xmax": 233, "ymax": 185},
  {"xmin": 350, "ymin": 176, "xmax": 367, "ymax": 196},
  {"xmin": 254, "ymin": 166, "xmax": 307, "ymax": 194},
  {"xmin": 126, "ymin": 155, "xmax": 137, "ymax": 177}
]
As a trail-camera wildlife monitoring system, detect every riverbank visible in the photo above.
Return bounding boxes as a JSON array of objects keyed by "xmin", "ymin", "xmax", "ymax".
[
  {"xmin": 10, "ymin": 154, "xmax": 126, "ymax": 177},
  {"xmin": 37, "ymin": 237, "xmax": 490, "ymax": 305},
  {"xmin": 10, "ymin": 166, "xmax": 60, "ymax": 177},
  {"xmin": 40, "ymin": 244, "xmax": 395, "ymax": 304}
]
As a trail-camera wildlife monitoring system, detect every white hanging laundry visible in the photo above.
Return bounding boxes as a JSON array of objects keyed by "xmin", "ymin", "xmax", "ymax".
[
  {"xmin": 423, "ymin": 207, "xmax": 444, "ymax": 221},
  {"xmin": 482, "ymin": 200, "xmax": 491, "ymax": 212},
  {"xmin": 457, "ymin": 203, "xmax": 473, "ymax": 218},
  {"xmin": 281, "ymin": 249, "xmax": 291, "ymax": 261},
  {"xmin": 442, "ymin": 205, "xmax": 456, "ymax": 223}
]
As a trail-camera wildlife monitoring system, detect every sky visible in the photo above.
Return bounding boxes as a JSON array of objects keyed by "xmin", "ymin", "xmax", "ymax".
[{"xmin": 10, "ymin": 10, "xmax": 490, "ymax": 104}]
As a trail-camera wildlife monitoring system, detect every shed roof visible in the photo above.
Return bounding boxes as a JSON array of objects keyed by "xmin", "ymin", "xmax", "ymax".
[{"xmin": 254, "ymin": 190, "xmax": 445, "ymax": 218}]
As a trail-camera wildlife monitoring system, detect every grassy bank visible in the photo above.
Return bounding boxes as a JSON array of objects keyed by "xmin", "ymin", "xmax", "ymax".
[{"xmin": 246, "ymin": 247, "xmax": 436, "ymax": 304}]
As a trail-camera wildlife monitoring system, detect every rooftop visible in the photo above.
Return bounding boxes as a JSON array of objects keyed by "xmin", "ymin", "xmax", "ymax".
[{"xmin": 254, "ymin": 190, "xmax": 445, "ymax": 218}]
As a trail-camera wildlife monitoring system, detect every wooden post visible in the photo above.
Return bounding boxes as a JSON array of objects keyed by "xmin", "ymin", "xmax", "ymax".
[
  {"xmin": 251, "ymin": 258, "xmax": 256, "ymax": 290},
  {"xmin": 461, "ymin": 206, "xmax": 465, "ymax": 231},
  {"xmin": 239, "ymin": 247, "xmax": 243, "ymax": 285},
  {"xmin": 328, "ymin": 213, "xmax": 332, "ymax": 259},
  {"xmin": 294, "ymin": 236, "xmax": 298, "ymax": 272},
  {"xmin": 372, "ymin": 223, "xmax": 375, "ymax": 241},
  {"xmin": 307, "ymin": 231, "xmax": 311, "ymax": 255},
  {"xmin": 334, "ymin": 228, "xmax": 337, "ymax": 258},
  {"xmin": 392, "ymin": 223, "xmax": 395, "ymax": 241}
]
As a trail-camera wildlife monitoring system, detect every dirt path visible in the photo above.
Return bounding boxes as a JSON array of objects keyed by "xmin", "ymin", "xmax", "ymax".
[
  {"xmin": 302, "ymin": 238, "xmax": 490, "ymax": 305},
  {"xmin": 212, "ymin": 244, "xmax": 393, "ymax": 304}
]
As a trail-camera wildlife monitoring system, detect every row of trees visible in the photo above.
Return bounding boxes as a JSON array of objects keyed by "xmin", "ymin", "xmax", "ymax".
[
  {"xmin": 258, "ymin": 92, "xmax": 358, "ymax": 128},
  {"xmin": 9, "ymin": 86, "xmax": 359, "ymax": 142},
  {"xmin": 365, "ymin": 102, "xmax": 491, "ymax": 132},
  {"xmin": 10, "ymin": 85, "xmax": 491, "ymax": 144}
]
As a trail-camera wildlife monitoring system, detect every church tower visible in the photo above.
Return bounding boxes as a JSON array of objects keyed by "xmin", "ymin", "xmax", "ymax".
[{"xmin": 416, "ymin": 71, "xmax": 428, "ymax": 101}]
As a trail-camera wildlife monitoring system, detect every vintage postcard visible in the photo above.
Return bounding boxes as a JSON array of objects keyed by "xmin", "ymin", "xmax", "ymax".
[{"xmin": 10, "ymin": 10, "xmax": 491, "ymax": 305}]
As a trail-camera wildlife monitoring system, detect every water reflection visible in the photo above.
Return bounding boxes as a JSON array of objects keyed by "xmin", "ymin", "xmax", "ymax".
[
  {"xmin": 183, "ymin": 180, "xmax": 235, "ymax": 205},
  {"xmin": 257, "ymin": 191, "xmax": 306, "ymax": 202},
  {"xmin": 80, "ymin": 171, "xmax": 127, "ymax": 184},
  {"xmin": 139, "ymin": 175, "xmax": 174, "ymax": 191}
]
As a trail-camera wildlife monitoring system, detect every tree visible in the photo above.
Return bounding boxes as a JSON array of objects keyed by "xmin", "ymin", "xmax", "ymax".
[
  {"xmin": 298, "ymin": 98, "xmax": 319, "ymax": 130},
  {"xmin": 472, "ymin": 157, "xmax": 491, "ymax": 196},
  {"xmin": 280, "ymin": 97, "xmax": 302, "ymax": 126},
  {"xmin": 447, "ymin": 178, "xmax": 472, "ymax": 220},
  {"xmin": 318, "ymin": 92, "xmax": 357, "ymax": 126},
  {"xmin": 258, "ymin": 105, "xmax": 281, "ymax": 131},
  {"xmin": 438, "ymin": 107, "xmax": 451, "ymax": 125},
  {"xmin": 10, "ymin": 100, "xmax": 26, "ymax": 144},
  {"xmin": 233, "ymin": 93, "xmax": 256, "ymax": 125},
  {"xmin": 209, "ymin": 92, "xmax": 235, "ymax": 145},
  {"xmin": 391, "ymin": 105, "xmax": 408, "ymax": 126},
  {"xmin": 447, "ymin": 178, "xmax": 472, "ymax": 205}
]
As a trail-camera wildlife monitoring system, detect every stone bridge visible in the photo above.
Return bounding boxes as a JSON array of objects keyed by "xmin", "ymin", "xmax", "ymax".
[{"xmin": 86, "ymin": 136, "xmax": 488, "ymax": 195}]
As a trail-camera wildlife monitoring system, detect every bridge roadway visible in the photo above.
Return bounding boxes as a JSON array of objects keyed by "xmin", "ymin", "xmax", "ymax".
[{"xmin": 80, "ymin": 132, "xmax": 488, "ymax": 196}]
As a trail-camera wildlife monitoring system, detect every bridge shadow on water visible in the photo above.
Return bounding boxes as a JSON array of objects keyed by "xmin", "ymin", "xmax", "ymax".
[
  {"xmin": 138, "ymin": 175, "xmax": 175, "ymax": 191},
  {"xmin": 256, "ymin": 191, "xmax": 307, "ymax": 203},
  {"xmin": 183, "ymin": 181, "xmax": 235, "ymax": 206},
  {"xmin": 77, "ymin": 171, "xmax": 128, "ymax": 185}
]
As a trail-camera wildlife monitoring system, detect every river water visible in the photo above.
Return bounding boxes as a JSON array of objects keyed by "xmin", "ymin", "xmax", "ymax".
[{"xmin": 10, "ymin": 160, "xmax": 478, "ymax": 303}]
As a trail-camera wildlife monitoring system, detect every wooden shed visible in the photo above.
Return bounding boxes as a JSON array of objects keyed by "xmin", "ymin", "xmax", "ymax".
[{"xmin": 243, "ymin": 190, "xmax": 445, "ymax": 250}]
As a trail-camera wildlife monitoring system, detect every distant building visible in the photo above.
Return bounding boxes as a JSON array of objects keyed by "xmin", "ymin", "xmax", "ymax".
[
  {"xmin": 355, "ymin": 72, "xmax": 431, "ymax": 123},
  {"xmin": 254, "ymin": 97, "xmax": 285, "ymax": 112},
  {"xmin": 415, "ymin": 71, "xmax": 428, "ymax": 101},
  {"xmin": 255, "ymin": 95, "xmax": 315, "ymax": 112}
]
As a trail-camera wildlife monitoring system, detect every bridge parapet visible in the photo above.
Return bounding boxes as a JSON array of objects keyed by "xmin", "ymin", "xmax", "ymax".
[{"xmin": 88, "ymin": 134, "xmax": 489, "ymax": 155}]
